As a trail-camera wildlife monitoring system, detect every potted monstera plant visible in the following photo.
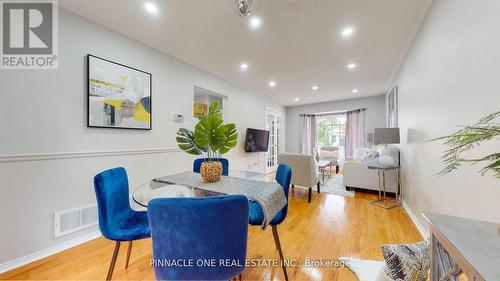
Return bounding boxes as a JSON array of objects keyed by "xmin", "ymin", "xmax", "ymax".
[{"xmin": 176, "ymin": 101, "xmax": 238, "ymax": 183}]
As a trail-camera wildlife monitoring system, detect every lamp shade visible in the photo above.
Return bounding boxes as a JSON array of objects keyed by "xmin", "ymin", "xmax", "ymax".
[{"xmin": 373, "ymin": 128, "xmax": 400, "ymax": 145}]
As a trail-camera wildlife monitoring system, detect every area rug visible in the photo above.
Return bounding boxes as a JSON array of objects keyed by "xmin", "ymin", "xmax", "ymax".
[
  {"xmin": 321, "ymin": 174, "xmax": 354, "ymax": 197},
  {"xmin": 295, "ymin": 174, "xmax": 354, "ymax": 197},
  {"xmin": 339, "ymin": 257, "xmax": 389, "ymax": 281}
]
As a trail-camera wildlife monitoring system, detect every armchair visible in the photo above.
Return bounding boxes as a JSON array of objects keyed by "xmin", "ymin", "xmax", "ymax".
[
  {"xmin": 318, "ymin": 146, "xmax": 340, "ymax": 174},
  {"xmin": 278, "ymin": 153, "xmax": 320, "ymax": 203}
]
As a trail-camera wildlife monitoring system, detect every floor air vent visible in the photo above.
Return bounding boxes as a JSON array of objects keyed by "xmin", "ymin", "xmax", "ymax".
[{"xmin": 54, "ymin": 204, "xmax": 98, "ymax": 238}]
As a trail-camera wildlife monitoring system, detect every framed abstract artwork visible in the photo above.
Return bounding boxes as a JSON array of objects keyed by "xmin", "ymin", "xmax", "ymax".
[
  {"xmin": 87, "ymin": 54, "xmax": 152, "ymax": 130},
  {"xmin": 387, "ymin": 86, "xmax": 399, "ymax": 128},
  {"xmin": 193, "ymin": 103, "xmax": 208, "ymax": 118}
]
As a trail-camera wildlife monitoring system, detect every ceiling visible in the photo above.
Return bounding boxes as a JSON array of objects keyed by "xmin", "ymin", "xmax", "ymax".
[{"xmin": 59, "ymin": 0, "xmax": 433, "ymax": 106}]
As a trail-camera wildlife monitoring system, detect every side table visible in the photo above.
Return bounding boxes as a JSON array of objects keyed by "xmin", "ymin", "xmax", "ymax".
[
  {"xmin": 317, "ymin": 160, "xmax": 333, "ymax": 184},
  {"xmin": 367, "ymin": 164, "xmax": 401, "ymax": 209}
]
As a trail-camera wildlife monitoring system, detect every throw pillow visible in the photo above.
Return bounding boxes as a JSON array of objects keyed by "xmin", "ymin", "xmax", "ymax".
[
  {"xmin": 362, "ymin": 151, "xmax": 380, "ymax": 162},
  {"xmin": 354, "ymin": 148, "xmax": 371, "ymax": 162},
  {"xmin": 381, "ymin": 241, "xmax": 430, "ymax": 281}
]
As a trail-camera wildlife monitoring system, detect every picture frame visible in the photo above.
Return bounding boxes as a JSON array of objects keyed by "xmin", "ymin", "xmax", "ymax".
[
  {"xmin": 387, "ymin": 86, "xmax": 399, "ymax": 128},
  {"xmin": 87, "ymin": 54, "xmax": 152, "ymax": 130}
]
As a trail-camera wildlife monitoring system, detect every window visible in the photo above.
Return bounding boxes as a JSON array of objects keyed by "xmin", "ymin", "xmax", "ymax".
[{"xmin": 316, "ymin": 114, "xmax": 346, "ymax": 156}]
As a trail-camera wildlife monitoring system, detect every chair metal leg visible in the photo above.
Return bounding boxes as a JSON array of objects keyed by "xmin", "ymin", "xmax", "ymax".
[
  {"xmin": 291, "ymin": 184, "xmax": 294, "ymax": 189},
  {"xmin": 272, "ymin": 226, "xmax": 289, "ymax": 281},
  {"xmin": 336, "ymin": 165, "xmax": 339, "ymax": 174},
  {"xmin": 308, "ymin": 187, "xmax": 312, "ymax": 203},
  {"xmin": 317, "ymin": 181, "xmax": 320, "ymax": 193},
  {"xmin": 125, "ymin": 241, "xmax": 133, "ymax": 268},
  {"xmin": 106, "ymin": 241, "xmax": 121, "ymax": 281}
]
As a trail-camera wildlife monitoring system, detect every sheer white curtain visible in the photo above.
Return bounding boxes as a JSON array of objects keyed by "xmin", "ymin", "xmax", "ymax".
[
  {"xmin": 345, "ymin": 109, "xmax": 366, "ymax": 157},
  {"xmin": 299, "ymin": 114, "xmax": 316, "ymax": 155}
]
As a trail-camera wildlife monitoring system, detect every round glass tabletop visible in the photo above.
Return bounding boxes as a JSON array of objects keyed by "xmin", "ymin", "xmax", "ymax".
[{"xmin": 132, "ymin": 170, "xmax": 266, "ymax": 207}]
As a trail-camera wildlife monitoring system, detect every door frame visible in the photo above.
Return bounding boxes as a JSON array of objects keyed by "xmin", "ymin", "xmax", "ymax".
[{"xmin": 265, "ymin": 107, "xmax": 286, "ymax": 174}]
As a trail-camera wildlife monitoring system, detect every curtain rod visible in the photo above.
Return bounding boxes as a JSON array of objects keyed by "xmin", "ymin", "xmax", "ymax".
[{"xmin": 299, "ymin": 107, "xmax": 366, "ymax": 116}]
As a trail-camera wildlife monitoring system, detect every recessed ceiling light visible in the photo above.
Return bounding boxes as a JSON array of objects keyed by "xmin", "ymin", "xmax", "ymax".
[
  {"xmin": 240, "ymin": 63, "xmax": 248, "ymax": 71},
  {"xmin": 341, "ymin": 27, "xmax": 354, "ymax": 37},
  {"xmin": 144, "ymin": 2, "xmax": 158, "ymax": 14},
  {"xmin": 294, "ymin": 98, "xmax": 299, "ymax": 102},
  {"xmin": 312, "ymin": 85, "xmax": 319, "ymax": 91},
  {"xmin": 352, "ymin": 89, "xmax": 359, "ymax": 93},
  {"xmin": 347, "ymin": 63, "xmax": 357, "ymax": 70},
  {"xmin": 250, "ymin": 17, "xmax": 261, "ymax": 29},
  {"xmin": 269, "ymin": 81, "xmax": 276, "ymax": 88}
]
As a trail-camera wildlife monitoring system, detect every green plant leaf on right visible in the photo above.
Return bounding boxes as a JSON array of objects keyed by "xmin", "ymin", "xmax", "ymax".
[
  {"xmin": 432, "ymin": 111, "xmax": 500, "ymax": 178},
  {"xmin": 219, "ymin": 123, "xmax": 238, "ymax": 154},
  {"xmin": 194, "ymin": 115, "xmax": 227, "ymax": 151},
  {"xmin": 197, "ymin": 101, "xmax": 222, "ymax": 121}
]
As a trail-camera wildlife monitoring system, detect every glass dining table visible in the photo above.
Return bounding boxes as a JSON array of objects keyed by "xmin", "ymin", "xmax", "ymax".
[{"xmin": 132, "ymin": 170, "xmax": 267, "ymax": 208}]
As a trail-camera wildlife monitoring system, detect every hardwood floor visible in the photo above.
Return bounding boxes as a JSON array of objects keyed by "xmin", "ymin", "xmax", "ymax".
[{"xmin": 1, "ymin": 186, "xmax": 422, "ymax": 281}]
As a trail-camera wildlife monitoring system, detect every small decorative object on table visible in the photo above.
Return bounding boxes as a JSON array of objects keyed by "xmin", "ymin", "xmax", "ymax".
[
  {"xmin": 200, "ymin": 161, "xmax": 223, "ymax": 183},
  {"xmin": 176, "ymin": 101, "xmax": 238, "ymax": 183}
]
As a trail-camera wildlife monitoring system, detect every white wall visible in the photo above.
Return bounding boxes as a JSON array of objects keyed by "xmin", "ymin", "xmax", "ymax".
[
  {"xmin": 392, "ymin": 0, "xmax": 500, "ymax": 229},
  {"xmin": 285, "ymin": 95, "xmax": 386, "ymax": 153},
  {"xmin": 0, "ymin": 8, "xmax": 284, "ymax": 266}
]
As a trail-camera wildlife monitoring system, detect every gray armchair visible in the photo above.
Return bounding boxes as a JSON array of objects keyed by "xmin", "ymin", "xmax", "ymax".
[{"xmin": 278, "ymin": 153, "xmax": 320, "ymax": 203}]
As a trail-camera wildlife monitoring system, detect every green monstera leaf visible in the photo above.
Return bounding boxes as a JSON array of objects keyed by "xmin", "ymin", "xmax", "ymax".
[
  {"xmin": 176, "ymin": 101, "xmax": 238, "ymax": 158},
  {"xmin": 176, "ymin": 128, "xmax": 203, "ymax": 155},
  {"xmin": 197, "ymin": 101, "xmax": 222, "ymax": 121},
  {"xmin": 219, "ymin": 123, "xmax": 238, "ymax": 154},
  {"xmin": 208, "ymin": 101, "xmax": 223, "ymax": 119},
  {"xmin": 194, "ymin": 115, "xmax": 227, "ymax": 151}
]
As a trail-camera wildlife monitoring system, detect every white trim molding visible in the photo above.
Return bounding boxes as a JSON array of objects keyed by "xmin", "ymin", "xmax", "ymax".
[
  {"xmin": 0, "ymin": 147, "xmax": 181, "ymax": 163},
  {"xmin": 264, "ymin": 106, "xmax": 286, "ymax": 117},
  {"xmin": 0, "ymin": 230, "xmax": 102, "ymax": 274},
  {"xmin": 402, "ymin": 200, "xmax": 429, "ymax": 239}
]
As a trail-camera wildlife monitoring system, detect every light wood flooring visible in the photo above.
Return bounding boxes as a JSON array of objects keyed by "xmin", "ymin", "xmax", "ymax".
[{"xmin": 1, "ymin": 177, "xmax": 422, "ymax": 281}]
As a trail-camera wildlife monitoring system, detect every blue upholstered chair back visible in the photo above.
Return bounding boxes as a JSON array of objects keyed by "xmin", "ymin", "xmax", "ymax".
[
  {"xmin": 193, "ymin": 158, "xmax": 229, "ymax": 176},
  {"xmin": 148, "ymin": 196, "xmax": 249, "ymax": 280},
  {"xmin": 270, "ymin": 163, "xmax": 292, "ymax": 225},
  {"xmin": 94, "ymin": 167, "xmax": 135, "ymax": 241}
]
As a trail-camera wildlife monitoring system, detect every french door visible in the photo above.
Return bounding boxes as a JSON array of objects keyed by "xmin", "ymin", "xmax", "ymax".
[{"xmin": 265, "ymin": 110, "xmax": 285, "ymax": 173}]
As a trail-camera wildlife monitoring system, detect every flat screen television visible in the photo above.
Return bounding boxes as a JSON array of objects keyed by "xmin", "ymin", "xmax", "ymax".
[{"xmin": 245, "ymin": 128, "xmax": 270, "ymax": 152}]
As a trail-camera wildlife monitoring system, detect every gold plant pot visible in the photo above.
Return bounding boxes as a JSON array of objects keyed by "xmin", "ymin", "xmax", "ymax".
[{"xmin": 200, "ymin": 161, "xmax": 223, "ymax": 183}]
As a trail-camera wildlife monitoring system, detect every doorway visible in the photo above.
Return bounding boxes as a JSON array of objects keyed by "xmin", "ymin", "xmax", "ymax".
[{"xmin": 265, "ymin": 109, "xmax": 285, "ymax": 173}]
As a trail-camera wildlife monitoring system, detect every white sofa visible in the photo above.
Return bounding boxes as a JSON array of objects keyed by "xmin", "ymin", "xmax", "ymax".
[
  {"xmin": 343, "ymin": 147, "xmax": 399, "ymax": 193},
  {"xmin": 278, "ymin": 153, "xmax": 320, "ymax": 203}
]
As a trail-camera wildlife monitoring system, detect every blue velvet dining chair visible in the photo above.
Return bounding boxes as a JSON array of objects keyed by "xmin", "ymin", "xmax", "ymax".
[
  {"xmin": 193, "ymin": 158, "xmax": 229, "ymax": 176},
  {"xmin": 147, "ymin": 195, "xmax": 249, "ymax": 280},
  {"xmin": 248, "ymin": 163, "xmax": 292, "ymax": 281},
  {"xmin": 94, "ymin": 167, "xmax": 151, "ymax": 280}
]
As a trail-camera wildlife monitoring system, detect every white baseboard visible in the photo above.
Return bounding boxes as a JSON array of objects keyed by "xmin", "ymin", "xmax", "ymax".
[
  {"xmin": 0, "ymin": 230, "xmax": 102, "ymax": 274},
  {"xmin": 402, "ymin": 200, "xmax": 429, "ymax": 239}
]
